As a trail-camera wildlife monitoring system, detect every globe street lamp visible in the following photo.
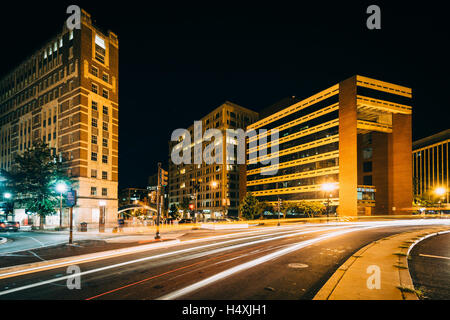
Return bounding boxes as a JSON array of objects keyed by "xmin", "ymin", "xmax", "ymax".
[
  {"xmin": 56, "ymin": 183, "xmax": 67, "ymax": 229},
  {"xmin": 321, "ymin": 183, "xmax": 336, "ymax": 222},
  {"xmin": 3, "ymin": 192, "xmax": 12, "ymax": 200},
  {"xmin": 434, "ymin": 187, "xmax": 446, "ymax": 216}
]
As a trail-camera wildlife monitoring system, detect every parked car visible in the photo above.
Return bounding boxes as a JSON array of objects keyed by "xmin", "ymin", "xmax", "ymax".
[{"xmin": 0, "ymin": 221, "xmax": 20, "ymax": 232}]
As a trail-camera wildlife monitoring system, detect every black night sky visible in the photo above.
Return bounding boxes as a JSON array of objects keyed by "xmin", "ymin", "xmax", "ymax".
[{"xmin": 0, "ymin": 1, "xmax": 449, "ymax": 189}]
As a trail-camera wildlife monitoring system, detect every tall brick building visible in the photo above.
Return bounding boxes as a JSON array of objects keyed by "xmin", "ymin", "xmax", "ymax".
[
  {"xmin": 0, "ymin": 10, "xmax": 119, "ymax": 227},
  {"xmin": 245, "ymin": 75, "xmax": 412, "ymax": 216}
]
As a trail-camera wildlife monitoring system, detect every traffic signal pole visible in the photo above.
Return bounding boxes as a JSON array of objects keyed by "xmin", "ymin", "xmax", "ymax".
[
  {"xmin": 155, "ymin": 163, "xmax": 162, "ymax": 240},
  {"xmin": 155, "ymin": 163, "xmax": 168, "ymax": 240}
]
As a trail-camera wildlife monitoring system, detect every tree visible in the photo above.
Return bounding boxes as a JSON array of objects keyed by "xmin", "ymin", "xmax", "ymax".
[
  {"xmin": 296, "ymin": 201, "xmax": 325, "ymax": 217},
  {"xmin": 5, "ymin": 141, "xmax": 74, "ymax": 229},
  {"xmin": 256, "ymin": 202, "xmax": 274, "ymax": 219},
  {"xmin": 169, "ymin": 203, "xmax": 181, "ymax": 220},
  {"xmin": 179, "ymin": 197, "xmax": 191, "ymax": 217},
  {"xmin": 239, "ymin": 192, "xmax": 259, "ymax": 220}
]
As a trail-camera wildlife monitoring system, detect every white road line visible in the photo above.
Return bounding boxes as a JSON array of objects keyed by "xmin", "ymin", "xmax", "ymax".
[
  {"xmin": 0, "ymin": 226, "xmax": 347, "ymax": 296},
  {"xmin": 418, "ymin": 254, "xmax": 450, "ymax": 260}
]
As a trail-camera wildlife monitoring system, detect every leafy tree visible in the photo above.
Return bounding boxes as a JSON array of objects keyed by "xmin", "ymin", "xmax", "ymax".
[
  {"xmin": 256, "ymin": 202, "xmax": 274, "ymax": 219},
  {"xmin": 179, "ymin": 197, "xmax": 191, "ymax": 214},
  {"xmin": 5, "ymin": 141, "xmax": 74, "ymax": 229},
  {"xmin": 239, "ymin": 192, "xmax": 259, "ymax": 220},
  {"xmin": 169, "ymin": 203, "xmax": 181, "ymax": 220},
  {"xmin": 297, "ymin": 201, "xmax": 325, "ymax": 217}
]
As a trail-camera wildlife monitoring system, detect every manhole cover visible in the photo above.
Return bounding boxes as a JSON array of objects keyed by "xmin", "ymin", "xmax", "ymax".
[{"xmin": 288, "ymin": 263, "xmax": 309, "ymax": 269}]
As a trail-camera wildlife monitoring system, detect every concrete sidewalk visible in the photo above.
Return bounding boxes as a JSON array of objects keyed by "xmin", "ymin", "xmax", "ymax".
[{"xmin": 314, "ymin": 226, "xmax": 450, "ymax": 300}]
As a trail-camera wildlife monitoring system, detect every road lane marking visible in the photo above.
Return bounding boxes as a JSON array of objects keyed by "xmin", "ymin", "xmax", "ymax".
[
  {"xmin": 418, "ymin": 254, "xmax": 450, "ymax": 260},
  {"xmin": 0, "ymin": 227, "xmax": 347, "ymax": 296}
]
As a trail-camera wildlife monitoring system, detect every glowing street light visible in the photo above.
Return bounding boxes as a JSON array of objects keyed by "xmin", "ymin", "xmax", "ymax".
[
  {"xmin": 3, "ymin": 192, "xmax": 12, "ymax": 199},
  {"xmin": 434, "ymin": 187, "xmax": 446, "ymax": 197},
  {"xmin": 56, "ymin": 182, "xmax": 67, "ymax": 229},
  {"xmin": 321, "ymin": 183, "xmax": 337, "ymax": 222},
  {"xmin": 434, "ymin": 187, "xmax": 446, "ymax": 216},
  {"xmin": 211, "ymin": 181, "xmax": 218, "ymax": 189}
]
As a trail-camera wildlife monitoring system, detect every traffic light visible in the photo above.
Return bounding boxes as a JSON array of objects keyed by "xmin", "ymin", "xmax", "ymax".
[{"xmin": 159, "ymin": 168, "xmax": 168, "ymax": 187}]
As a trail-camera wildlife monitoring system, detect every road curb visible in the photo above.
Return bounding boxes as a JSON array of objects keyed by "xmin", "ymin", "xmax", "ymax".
[
  {"xmin": 0, "ymin": 239, "xmax": 180, "ymax": 280},
  {"xmin": 313, "ymin": 226, "xmax": 450, "ymax": 300}
]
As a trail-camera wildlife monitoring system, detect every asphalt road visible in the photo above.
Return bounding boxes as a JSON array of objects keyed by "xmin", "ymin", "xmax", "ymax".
[
  {"xmin": 408, "ymin": 231, "xmax": 450, "ymax": 300},
  {"xmin": 0, "ymin": 220, "xmax": 448, "ymax": 300}
]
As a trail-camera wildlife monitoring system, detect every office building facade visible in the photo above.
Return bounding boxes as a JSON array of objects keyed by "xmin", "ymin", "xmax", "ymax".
[
  {"xmin": 0, "ymin": 10, "xmax": 119, "ymax": 226},
  {"xmin": 413, "ymin": 129, "xmax": 449, "ymax": 204},
  {"xmin": 245, "ymin": 75, "xmax": 412, "ymax": 216},
  {"xmin": 169, "ymin": 101, "xmax": 258, "ymax": 218}
]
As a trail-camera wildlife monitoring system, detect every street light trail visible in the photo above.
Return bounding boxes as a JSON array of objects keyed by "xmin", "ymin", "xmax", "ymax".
[
  {"xmin": 156, "ymin": 220, "xmax": 450, "ymax": 300},
  {"xmin": 0, "ymin": 226, "xmax": 346, "ymax": 296},
  {"xmin": 157, "ymin": 226, "xmax": 382, "ymax": 300}
]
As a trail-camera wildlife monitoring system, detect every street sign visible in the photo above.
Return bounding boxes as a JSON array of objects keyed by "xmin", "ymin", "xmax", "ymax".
[{"xmin": 66, "ymin": 190, "xmax": 77, "ymax": 207}]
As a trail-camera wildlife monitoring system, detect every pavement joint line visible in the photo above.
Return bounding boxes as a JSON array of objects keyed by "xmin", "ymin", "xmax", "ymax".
[{"xmin": 313, "ymin": 226, "xmax": 450, "ymax": 300}]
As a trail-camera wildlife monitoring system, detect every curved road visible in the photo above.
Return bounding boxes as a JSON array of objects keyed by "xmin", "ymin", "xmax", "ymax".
[{"xmin": 0, "ymin": 220, "xmax": 448, "ymax": 300}]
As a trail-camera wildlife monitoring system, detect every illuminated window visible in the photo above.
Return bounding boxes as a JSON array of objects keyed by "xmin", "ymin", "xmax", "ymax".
[{"xmin": 94, "ymin": 35, "xmax": 106, "ymax": 64}]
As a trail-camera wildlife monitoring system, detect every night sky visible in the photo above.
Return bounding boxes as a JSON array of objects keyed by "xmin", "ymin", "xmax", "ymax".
[{"xmin": 0, "ymin": 2, "xmax": 449, "ymax": 189}]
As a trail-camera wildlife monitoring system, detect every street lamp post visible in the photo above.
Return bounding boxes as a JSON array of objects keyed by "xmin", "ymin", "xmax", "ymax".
[
  {"xmin": 321, "ymin": 183, "xmax": 336, "ymax": 223},
  {"xmin": 56, "ymin": 183, "xmax": 67, "ymax": 229},
  {"xmin": 434, "ymin": 187, "xmax": 446, "ymax": 216}
]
